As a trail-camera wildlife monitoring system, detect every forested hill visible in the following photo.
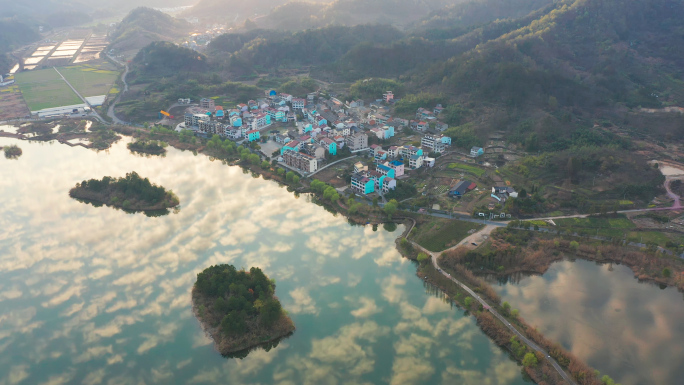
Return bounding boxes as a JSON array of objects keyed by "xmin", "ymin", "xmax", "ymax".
[
  {"xmin": 131, "ymin": 41, "xmax": 208, "ymax": 78},
  {"xmin": 0, "ymin": 18, "xmax": 40, "ymax": 73},
  {"xmin": 412, "ymin": 0, "xmax": 684, "ymax": 146},
  {"xmin": 131, "ymin": 0, "xmax": 684, "ymax": 149},
  {"xmin": 183, "ymin": 0, "xmax": 292, "ymax": 21},
  {"xmin": 109, "ymin": 7, "xmax": 192, "ymax": 52},
  {"xmin": 254, "ymin": 0, "xmax": 455, "ymax": 30},
  {"xmin": 207, "ymin": 24, "xmax": 402, "ymax": 77}
]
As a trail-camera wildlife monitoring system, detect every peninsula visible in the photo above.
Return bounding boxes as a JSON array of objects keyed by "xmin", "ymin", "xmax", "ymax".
[
  {"xmin": 69, "ymin": 172, "xmax": 179, "ymax": 211},
  {"xmin": 192, "ymin": 264, "xmax": 295, "ymax": 355}
]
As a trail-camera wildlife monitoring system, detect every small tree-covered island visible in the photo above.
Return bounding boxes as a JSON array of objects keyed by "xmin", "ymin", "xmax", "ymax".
[
  {"xmin": 69, "ymin": 172, "xmax": 179, "ymax": 211},
  {"xmin": 127, "ymin": 139, "xmax": 167, "ymax": 155},
  {"xmin": 192, "ymin": 264, "xmax": 295, "ymax": 356}
]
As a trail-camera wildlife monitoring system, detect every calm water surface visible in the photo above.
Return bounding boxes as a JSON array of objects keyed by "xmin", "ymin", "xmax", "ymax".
[
  {"xmin": 494, "ymin": 259, "xmax": 684, "ymax": 385},
  {"xmin": 0, "ymin": 136, "xmax": 527, "ymax": 385}
]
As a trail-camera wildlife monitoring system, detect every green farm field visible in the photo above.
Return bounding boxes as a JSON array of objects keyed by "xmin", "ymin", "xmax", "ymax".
[
  {"xmin": 14, "ymin": 69, "xmax": 81, "ymax": 111},
  {"xmin": 447, "ymin": 163, "xmax": 486, "ymax": 177},
  {"xmin": 59, "ymin": 65, "xmax": 119, "ymax": 97}
]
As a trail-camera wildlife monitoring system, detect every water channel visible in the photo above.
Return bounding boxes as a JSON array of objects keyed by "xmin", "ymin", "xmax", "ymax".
[
  {"xmin": 0, "ymin": 135, "xmax": 527, "ymax": 384},
  {"xmin": 493, "ymin": 259, "xmax": 684, "ymax": 385}
]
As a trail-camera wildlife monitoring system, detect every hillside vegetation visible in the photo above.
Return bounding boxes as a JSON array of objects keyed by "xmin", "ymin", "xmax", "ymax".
[
  {"xmin": 109, "ymin": 7, "xmax": 192, "ymax": 52},
  {"xmin": 0, "ymin": 17, "xmax": 40, "ymax": 73}
]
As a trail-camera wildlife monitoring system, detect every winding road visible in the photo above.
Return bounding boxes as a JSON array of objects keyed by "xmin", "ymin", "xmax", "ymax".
[
  {"xmin": 405, "ymin": 229, "xmax": 577, "ymax": 384},
  {"xmin": 105, "ymin": 54, "xmax": 129, "ymax": 125},
  {"xmin": 429, "ymin": 252, "xmax": 577, "ymax": 384}
]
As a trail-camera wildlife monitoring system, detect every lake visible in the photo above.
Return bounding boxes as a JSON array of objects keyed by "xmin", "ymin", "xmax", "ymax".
[
  {"xmin": 493, "ymin": 259, "xmax": 684, "ymax": 385},
  {"xmin": 0, "ymin": 135, "xmax": 527, "ymax": 384}
]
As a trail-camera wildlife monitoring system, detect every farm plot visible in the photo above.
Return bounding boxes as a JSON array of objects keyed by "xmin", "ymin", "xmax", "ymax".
[
  {"xmin": 58, "ymin": 65, "xmax": 119, "ymax": 97},
  {"xmin": 447, "ymin": 163, "xmax": 486, "ymax": 177},
  {"xmin": 14, "ymin": 69, "xmax": 81, "ymax": 111},
  {"xmin": 0, "ymin": 86, "xmax": 30, "ymax": 120}
]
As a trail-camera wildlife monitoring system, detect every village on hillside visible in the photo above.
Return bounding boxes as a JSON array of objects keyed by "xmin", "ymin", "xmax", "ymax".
[{"xmin": 175, "ymin": 89, "xmax": 516, "ymax": 211}]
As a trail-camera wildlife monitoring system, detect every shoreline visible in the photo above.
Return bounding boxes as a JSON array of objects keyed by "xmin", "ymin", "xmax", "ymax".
[
  {"xmin": 9, "ymin": 125, "xmax": 680, "ymax": 384},
  {"xmin": 190, "ymin": 286, "xmax": 296, "ymax": 356},
  {"xmin": 111, "ymin": 125, "xmax": 684, "ymax": 384}
]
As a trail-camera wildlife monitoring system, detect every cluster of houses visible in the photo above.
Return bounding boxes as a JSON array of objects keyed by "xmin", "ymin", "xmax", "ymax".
[
  {"xmin": 176, "ymin": 89, "xmax": 488, "ymax": 198},
  {"xmin": 447, "ymin": 179, "xmax": 518, "ymax": 208},
  {"xmin": 350, "ymin": 160, "xmax": 401, "ymax": 195},
  {"xmin": 181, "ymin": 96, "xmax": 297, "ymax": 142}
]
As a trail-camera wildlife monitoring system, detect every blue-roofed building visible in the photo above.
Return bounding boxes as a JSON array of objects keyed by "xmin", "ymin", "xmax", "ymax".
[
  {"xmin": 376, "ymin": 164, "xmax": 396, "ymax": 179},
  {"xmin": 388, "ymin": 160, "xmax": 405, "ymax": 177},
  {"xmin": 215, "ymin": 109, "xmax": 224, "ymax": 118},
  {"xmin": 383, "ymin": 125, "xmax": 395, "ymax": 139},
  {"xmin": 230, "ymin": 116, "xmax": 242, "ymax": 127}
]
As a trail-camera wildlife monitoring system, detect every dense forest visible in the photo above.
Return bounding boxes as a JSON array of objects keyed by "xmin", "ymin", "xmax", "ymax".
[
  {"xmin": 69, "ymin": 171, "xmax": 179, "ymax": 210},
  {"xmin": 193, "ymin": 264, "xmax": 295, "ymax": 355},
  {"xmin": 109, "ymin": 7, "xmax": 192, "ymax": 52}
]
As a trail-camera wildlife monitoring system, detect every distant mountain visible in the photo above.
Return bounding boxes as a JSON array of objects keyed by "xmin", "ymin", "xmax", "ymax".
[
  {"xmin": 207, "ymin": 24, "xmax": 402, "ymax": 77},
  {"xmin": 109, "ymin": 7, "xmax": 192, "ymax": 52},
  {"xmin": 0, "ymin": 17, "xmax": 41, "ymax": 73},
  {"xmin": 254, "ymin": 0, "xmax": 455, "ymax": 30},
  {"xmin": 183, "ymin": 0, "xmax": 293, "ymax": 22},
  {"xmin": 413, "ymin": 0, "xmax": 553, "ymax": 31}
]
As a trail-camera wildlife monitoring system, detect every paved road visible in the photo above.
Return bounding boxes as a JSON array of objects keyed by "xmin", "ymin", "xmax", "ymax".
[
  {"xmin": 105, "ymin": 55, "xmax": 129, "ymax": 125},
  {"xmin": 412, "ymin": 235, "xmax": 577, "ymax": 385},
  {"xmin": 53, "ymin": 67, "xmax": 105, "ymax": 123}
]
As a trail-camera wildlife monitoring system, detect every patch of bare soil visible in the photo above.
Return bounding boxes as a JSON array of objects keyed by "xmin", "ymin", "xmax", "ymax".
[{"xmin": 0, "ymin": 90, "xmax": 30, "ymax": 120}]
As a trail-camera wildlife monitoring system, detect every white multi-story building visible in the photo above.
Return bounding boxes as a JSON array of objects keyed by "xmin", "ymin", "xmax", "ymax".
[
  {"xmin": 292, "ymin": 98, "xmax": 305, "ymax": 110},
  {"xmin": 421, "ymin": 133, "xmax": 449, "ymax": 153},
  {"xmin": 283, "ymin": 150, "xmax": 318, "ymax": 173}
]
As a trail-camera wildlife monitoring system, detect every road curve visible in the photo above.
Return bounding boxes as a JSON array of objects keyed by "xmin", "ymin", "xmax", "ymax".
[
  {"xmin": 408, "ymin": 229, "xmax": 577, "ymax": 385},
  {"xmin": 105, "ymin": 54, "xmax": 129, "ymax": 125}
]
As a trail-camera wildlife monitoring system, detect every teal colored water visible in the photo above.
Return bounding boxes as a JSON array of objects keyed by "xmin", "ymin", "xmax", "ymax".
[
  {"xmin": 494, "ymin": 259, "xmax": 684, "ymax": 385},
  {"xmin": 0, "ymin": 136, "xmax": 526, "ymax": 385}
]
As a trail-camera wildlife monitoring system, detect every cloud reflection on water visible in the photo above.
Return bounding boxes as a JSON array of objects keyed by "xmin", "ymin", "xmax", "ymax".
[
  {"xmin": 0, "ymin": 137, "xmax": 525, "ymax": 385},
  {"xmin": 495, "ymin": 260, "xmax": 684, "ymax": 385}
]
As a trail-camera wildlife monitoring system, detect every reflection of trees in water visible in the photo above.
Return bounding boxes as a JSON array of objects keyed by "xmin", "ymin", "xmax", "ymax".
[
  {"xmin": 71, "ymin": 196, "xmax": 179, "ymax": 217},
  {"xmin": 482, "ymin": 271, "xmax": 533, "ymax": 285},
  {"xmin": 422, "ymin": 280, "xmax": 456, "ymax": 310},
  {"xmin": 383, "ymin": 222, "xmax": 397, "ymax": 232},
  {"xmin": 221, "ymin": 331, "xmax": 293, "ymax": 360}
]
